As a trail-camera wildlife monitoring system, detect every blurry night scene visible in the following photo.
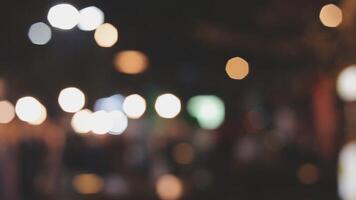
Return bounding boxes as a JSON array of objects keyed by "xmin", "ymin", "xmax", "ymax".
[{"xmin": 1, "ymin": 0, "xmax": 356, "ymax": 200}]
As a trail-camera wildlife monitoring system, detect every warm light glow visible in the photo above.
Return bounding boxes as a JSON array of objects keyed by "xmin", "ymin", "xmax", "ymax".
[
  {"xmin": 72, "ymin": 173, "xmax": 104, "ymax": 194},
  {"xmin": 0, "ymin": 100, "xmax": 15, "ymax": 124},
  {"xmin": 47, "ymin": 4, "xmax": 79, "ymax": 30},
  {"xmin": 28, "ymin": 104, "xmax": 47, "ymax": 125},
  {"xmin": 187, "ymin": 95, "xmax": 225, "ymax": 130},
  {"xmin": 114, "ymin": 50, "xmax": 149, "ymax": 74},
  {"xmin": 339, "ymin": 142, "xmax": 356, "ymax": 200},
  {"xmin": 108, "ymin": 111, "xmax": 128, "ymax": 135},
  {"xmin": 71, "ymin": 109, "xmax": 93, "ymax": 134},
  {"xmin": 58, "ymin": 87, "xmax": 86, "ymax": 113},
  {"xmin": 91, "ymin": 110, "xmax": 113, "ymax": 134},
  {"xmin": 94, "ymin": 23, "xmax": 118, "ymax": 47},
  {"xmin": 319, "ymin": 4, "xmax": 343, "ymax": 28},
  {"xmin": 297, "ymin": 163, "xmax": 319, "ymax": 185},
  {"xmin": 337, "ymin": 66, "xmax": 356, "ymax": 102},
  {"xmin": 93, "ymin": 94, "xmax": 124, "ymax": 112},
  {"xmin": 155, "ymin": 93, "xmax": 181, "ymax": 119},
  {"xmin": 15, "ymin": 96, "xmax": 42, "ymax": 123},
  {"xmin": 123, "ymin": 94, "xmax": 146, "ymax": 119},
  {"xmin": 28, "ymin": 22, "xmax": 52, "ymax": 45},
  {"xmin": 156, "ymin": 174, "xmax": 183, "ymax": 200},
  {"xmin": 173, "ymin": 143, "xmax": 195, "ymax": 165},
  {"xmin": 78, "ymin": 6, "xmax": 104, "ymax": 31},
  {"xmin": 225, "ymin": 57, "xmax": 249, "ymax": 80}
]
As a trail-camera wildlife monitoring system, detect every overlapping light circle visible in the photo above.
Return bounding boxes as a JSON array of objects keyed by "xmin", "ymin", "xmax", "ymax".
[
  {"xmin": 90, "ymin": 110, "xmax": 113, "ymax": 135},
  {"xmin": 71, "ymin": 109, "xmax": 93, "ymax": 134},
  {"xmin": 15, "ymin": 96, "xmax": 46, "ymax": 124},
  {"xmin": 78, "ymin": 6, "xmax": 104, "ymax": 31},
  {"xmin": 108, "ymin": 111, "xmax": 128, "ymax": 135},
  {"xmin": 47, "ymin": 4, "xmax": 80, "ymax": 30}
]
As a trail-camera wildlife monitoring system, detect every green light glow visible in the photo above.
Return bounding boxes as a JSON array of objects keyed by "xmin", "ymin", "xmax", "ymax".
[{"xmin": 187, "ymin": 95, "xmax": 225, "ymax": 130}]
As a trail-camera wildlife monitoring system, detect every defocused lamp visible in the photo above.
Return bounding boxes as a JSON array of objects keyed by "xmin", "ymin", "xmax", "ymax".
[
  {"xmin": 71, "ymin": 109, "xmax": 93, "ymax": 134},
  {"xmin": 47, "ymin": 4, "xmax": 80, "ymax": 30},
  {"xmin": 187, "ymin": 95, "xmax": 225, "ymax": 130},
  {"xmin": 91, "ymin": 110, "xmax": 113, "ymax": 134},
  {"xmin": 225, "ymin": 57, "xmax": 249, "ymax": 80},
  {"xmin": 28, "ymin": 104, "xmax": 47, "ymax": 125},
  {"xmin": 319, "ymin": 4, "xmax": 343, "ymax": 28},
  {"xmin": 78, "ymin": 6, "xmax": 104, "ymax": 31},
  {"xmin": 123, "ymin": 94, "xmax": 146, "ymax": 119},
  {"xmin": 93, "ymin": 94, "xmax": 124, "ymax": 112},
  {"xmin": 114, "ymin": 50, "xmax": 149, "ymax": 74},
  {"xmin": 94, "ymin": 23, "xmax": 118, "ymax": 47},
  {"xmin": 337, "ymin": 66, "xmax": 356, "ymax": 102},
  {"xmin": 15, "ymin": 96, "xmax": 42, "ymax": 123},
  {"xmin": 28, "ymin": 22, "xmax": 52, "ymax": 45},
  {"xmin": 108, "ymin": 110, "xmax": 128, "ymax": 135},
  {"xmin": 58, "ymin": 87, "xmax": 86, "ymax": 113},
  {"xmin": 155, "ymin": 93, "xmax": 181, "ymax": 119},
  {"xmin": 72, "ymin": 173, "xmax": 104, "ymax": 194},
  {"xmin": 0, "ymin": 100, "xmax": 15, "ymax": 124},
  {"xmin": 156, "ymin": 174, "xmax": 183, "ymax": 200},
  {"xmin": 339, "ymin": 142, "xmax": 356, "ymax": 200}
]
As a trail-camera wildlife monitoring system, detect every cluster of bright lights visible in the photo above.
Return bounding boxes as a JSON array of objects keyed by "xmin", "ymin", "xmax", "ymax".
[
  {"xmin": 155, "ymin": 93, "xmax": 182, "ymax": 119},
  {"xmin": 0, "ymin": 100, "xmax": 16, "ymax": 124},
  {"xmin": 71, "ymin": 109, "xmax": 128, "ymax": 135},
  {"xmin": 58, "ymin": 87, "xmax": 86, "ymax": 113},
  {"xmin": 15, "ymin": 96, "xmax": 47, "ymax": 125},
  {"xmin": 29, "ymin": 4, "xmax": 109, "ymax": 46},
  {"xmin": 187, "ymin": 95, "xmax": 225, "ymax": 130}
]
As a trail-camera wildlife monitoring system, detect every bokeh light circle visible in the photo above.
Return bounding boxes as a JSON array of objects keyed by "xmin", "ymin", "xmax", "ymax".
[
  {"xmin": 58, "ymin": 87, "xmax": 86, "ymax": 113},
  {"xmin": 78, "ymin": 6, "xmax": 104, "ymax": 31},
  {"xmin": 71, "ymin": 109, "xmax": 93, "ymax": 134},
  {"xmin": 156, "ymin": 174, "xmax": 183, "ymax": 200},
  {"xmin": 155, "ymin": 93, "xmax": 181, "ymax": 119},
  {"xmin": 123, "ymin": 94, "xmax": 146, "ymax": 119},
  {"xmin": 28, "ymin": 22, "xmax": 52, "ymax": 45},
  {"xmin": 0, "ymin": 100, "xmax": 15, "ymax": 124},
  {"xmin": 319, "ymin": 4, "xmax": 343, "ymax": 28},
  {"xmin": 108, "ymin": 111, "xmax": 128, "ymax": 135},
  {"xmin": 47, "ymin": 4, "xmax": 80, "ymax": 30},
  {"xmin": 225, "ymin": 57, "xmax": 249, "ymax": 80},
  {"xmin": 94, "ymin": 23, "xmax": 118, "ymax": 47},
  {"xmin": 91, "ymin": 110, "xmax": 113, "ymax": 134},
  {"xmin": 114, "ymin": 50, "xmax": 149, "ymax": 74},
  {"xmin": 15, "ymin": 96, "xmax": 42, "ymax": 123},
  {"xmin": 28, "ymin": 104, "xmax": 47, "ymax": 125},
  {"xmin": 337, "ymin": 65, "xmax": 356, "ymax": 102}
]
